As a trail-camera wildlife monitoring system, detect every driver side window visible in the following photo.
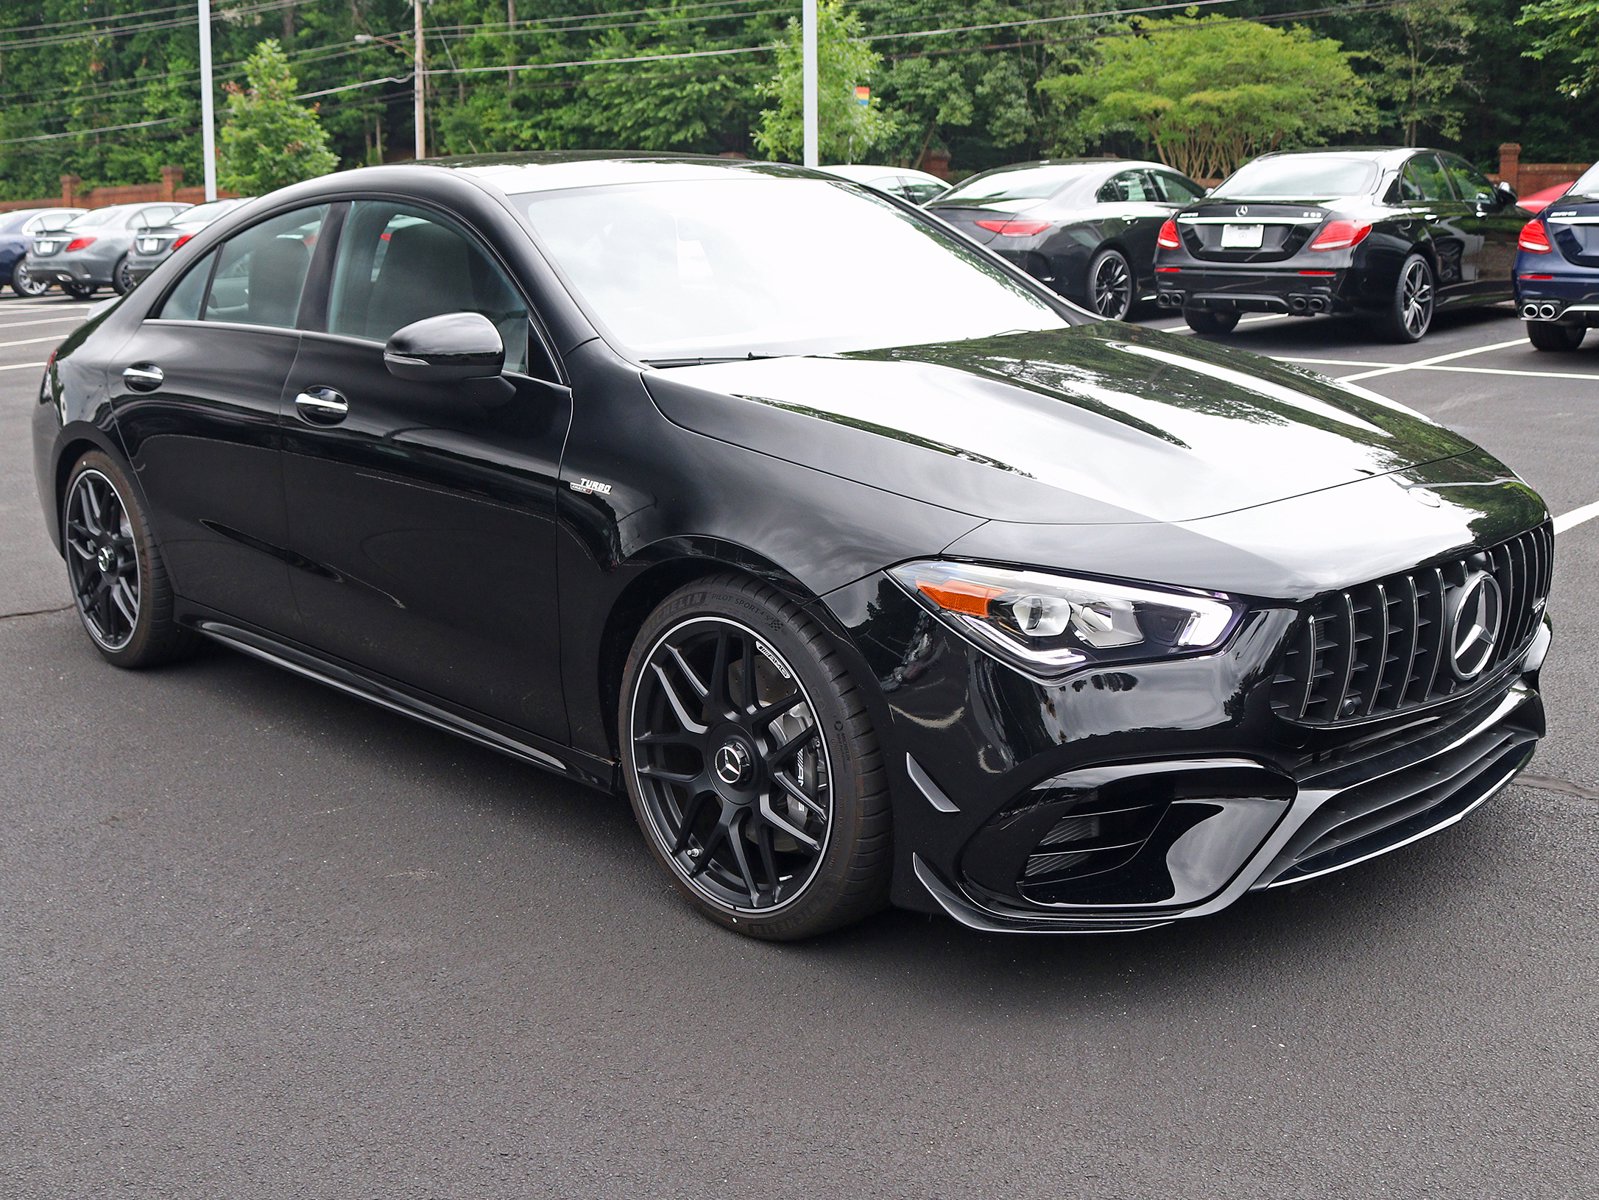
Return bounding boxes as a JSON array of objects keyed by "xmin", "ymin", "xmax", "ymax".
[
  {"xmin": 1400, "ymin": 155, "xmax": 1455, "ymax": 203},
  {"xmin": 1441, "ymin": 155, "xmax": 1496, "ymax": 205},
  {"xmin": 327, "ymin": 201, "xmax": 535, "ymax": 376}
]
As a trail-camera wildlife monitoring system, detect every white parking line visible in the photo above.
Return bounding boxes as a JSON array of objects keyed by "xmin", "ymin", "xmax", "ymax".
[
  {"xmin": 0, "ymin": 313, "xmax": 88, "ymax": 330},
  {"xmin": 0, "ymin": 333, "xmax": 71, "ymax": 349},
  {"xmin": 0, "ymin": 360, "xmax": 46, "ymax": 372},
  {"xmin": 1555, "ymin": 500, "xmax": 1599, "ymax": 535},
  {"xmin": 1336, "ymin": 338, "xmax": 1529, "ymax": 382}
]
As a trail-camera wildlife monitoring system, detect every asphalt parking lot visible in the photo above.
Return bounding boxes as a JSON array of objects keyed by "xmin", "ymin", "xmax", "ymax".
[{"xmin": 2, "ymin": 293, "xmax": 1595, "ymax": 1199}]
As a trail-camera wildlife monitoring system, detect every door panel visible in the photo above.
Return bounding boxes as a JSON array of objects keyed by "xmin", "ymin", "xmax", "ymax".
[{"xmin": 279, "ymin": 335, "xmax": 572, "ymax": 739}]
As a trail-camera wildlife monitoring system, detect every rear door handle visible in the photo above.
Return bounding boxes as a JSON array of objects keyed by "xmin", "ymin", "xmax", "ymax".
[
  {"xmin": 122, "ymin": 363, "xmax": 163, "ymax": 392},
  {"xmin": 294, "ymin": 386, "xmax": 349, "ymax": 425}
]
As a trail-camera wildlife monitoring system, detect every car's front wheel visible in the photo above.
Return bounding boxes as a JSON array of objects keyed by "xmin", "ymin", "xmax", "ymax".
[
  {"xmin": 1375, "ymin": 253, "xmax": 1434, "ymax": 343},
  {"xmin": 1525, "ymin": 320, "xmax": 1587, "ymax": 351},
  {"xmin": 10, "ymin": 258, "xmax": 48, "ymax": 297},
  {"xmin": 1087, "ymin": 247, "xmax": 1134, "ymax": 321},
  {"xmin": 620, "ymin": 575, "xmax": 891, "ymax": 940},
  {"xmin": 1183, "ymin": 308, "xmax": 1240, "ymax": 334},
  {"xmin": 62, "ymin": 451, "xmax": 194, "ymax": 668}
]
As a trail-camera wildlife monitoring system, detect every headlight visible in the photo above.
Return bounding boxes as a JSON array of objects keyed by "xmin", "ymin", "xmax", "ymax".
[{"xmin": 888, "ymin": 560, "xmax": 1242, "ymax": 681}]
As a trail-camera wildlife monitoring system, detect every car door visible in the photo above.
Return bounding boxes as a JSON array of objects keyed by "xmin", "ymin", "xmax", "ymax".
[
  {"xmin": 278, "ymin": 198, "xmax": 574, "ymax": 741},
  {"xmin": 1439, "ymin": 153, "xmax": 1522, "ymax": 300},
  {"xmin": 1398, "ymin": 153, "xmax": 1472, "ymax": 303},
  {"xmin": 107, "ymin": 203, "xmax": 330, "ymax": 632},
  {"xmin": 1094, "ymin": 169, "xmax": 1178, "ymax": 286}
]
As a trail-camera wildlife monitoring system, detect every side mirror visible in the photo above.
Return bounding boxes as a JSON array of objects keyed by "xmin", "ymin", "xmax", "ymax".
[
  {"xmin": 1494, "ymin": 179, "xmax": 1517, "ymax": 208},
  {"xmin": 384, "ymin": 311, "xmax": 504, "ymax": 383}
]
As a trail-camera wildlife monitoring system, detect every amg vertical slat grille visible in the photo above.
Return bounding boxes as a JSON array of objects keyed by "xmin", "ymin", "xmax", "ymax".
[{"xmin": 1271, "ymin": 524, "xmax": 1552, "ymax": 725}]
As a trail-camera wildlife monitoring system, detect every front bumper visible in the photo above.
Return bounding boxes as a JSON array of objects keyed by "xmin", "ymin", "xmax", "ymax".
[{"xmin": 828, "ymin": 565, "xmax": 1550, "ymax": 935}]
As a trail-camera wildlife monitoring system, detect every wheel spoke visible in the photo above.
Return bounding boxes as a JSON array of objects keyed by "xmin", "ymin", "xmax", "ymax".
[
  {"xmin": 638, "ymin": 764, "xmax": 698, "ymax": 786},
  {"xmin": 687, "ymin": 814, "xmax": 729, "ymax": 877},
  {"xmin": 771, "ymin": 769, "xmax": 827, "ymax": 819},
  {"xmin": 750, "ymin": 689, "xmax": 803, "ymax": 732},
  {"xmin": 739, "ymin": 636, "xmax": 756, "ymax": 713},
  {"xmin": 651, "ymin": 662, "xmax": 708, "ymax": 735},
  {"xmin": 111, "ymin": 579, "xmax": 137, "ymax": 626},
  {"xmin": 81, "ymin": 480, "xmax": 103, "ymax": 528},
  {"xmin": 703, "ymin": 629, "xmax": 732, "ymax": 721},
  {"xmin": 756, "ymin": 823, "xmax": 781, "ymax": 898},
  {"xmin": 764, "ymin": 722, "xmax": 817, "ymax": 769},
  {"xmin": 758, "ymin": 790, "xmax": 819, "ymax": 851},
  {"xmin": 664, "ymin": 643, "xmax": 708, "ymax": 700},
  {"xmin": 670, "ymin": 789, "xmax": 714, "ymax": 853},
  {"xmin": 725, "ymin": 810, "xmax": 761, "ymax": 905}
]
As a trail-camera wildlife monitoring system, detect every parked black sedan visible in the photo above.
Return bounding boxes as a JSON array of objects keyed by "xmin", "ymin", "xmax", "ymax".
[
  {"xmin": 928, "ymin": 159, "xmax": 1205, "ymax": 319},
  {"xmin": 34, "ymin": 155, "xmax": 1552, "ymax": 939},
  {"xmin": 1154, "ymin": 148, "xmax": 1528, "ymax": 341}
]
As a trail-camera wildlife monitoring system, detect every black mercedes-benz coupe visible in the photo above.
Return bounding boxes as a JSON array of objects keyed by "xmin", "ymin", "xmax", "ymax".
[
  {"xmin": 34, "ymin": 154, "xmax": 1553, "ymax": 939},
  {"xmin": 1154, "ymin": 148, "xmax": 1529, "ymax": 341},
  {"xmin": 928, "ymin": 159, "xmax": 1205, "ymax": 320}
]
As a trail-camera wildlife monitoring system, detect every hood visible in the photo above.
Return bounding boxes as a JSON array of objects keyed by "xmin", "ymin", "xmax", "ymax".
[{"xmin": 641, "ymin": 324, "xmax": 1475, "ymax": 526}]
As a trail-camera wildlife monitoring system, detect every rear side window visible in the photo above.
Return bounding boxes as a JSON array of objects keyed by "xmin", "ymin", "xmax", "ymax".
[
  {"xmin": 1154, "ymin": 172, "xmax": 1203, "ymax": 204},
  {"xmin": 202, "ymin": 205, "xmax": 326, "ymax": 329},
  {"xmin": 327, "ymin": 200, "xmax": 533, "ymax": 375},
  {"xmin": 157, "ymin": 249, "xmax": 217, "ymax": 321}
]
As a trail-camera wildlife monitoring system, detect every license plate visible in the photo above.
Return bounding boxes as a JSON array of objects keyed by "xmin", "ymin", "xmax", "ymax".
[
  {"xmin": 34, "ymin": 240, "xmax": 57, "ymax": 254},
  {"xmin": 138, "ymin": 239, "xmax": 160, "ymax": 253},
  {"xmin": 1220, "ymin": 223, "xmax": 1264, "ymax": 249}
]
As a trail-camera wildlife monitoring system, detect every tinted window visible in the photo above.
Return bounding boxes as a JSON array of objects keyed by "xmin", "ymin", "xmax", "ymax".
[
  {"xmin": 899, "ymin": 178, "xmax": 948, "ymax": 205},
  {"xmin": 1398, "ymin": 154, "xmax": 1455, "ymax": 203},
  {"xmin": 1214, "ymin": 156, "xmax": 1380, "ymax": 200},
  {"xmin": 1441, "ymin": 155, "xmax": 1496, "ymax": 204},
  {"xmin": 156, "ymin": 250, "xmax": 217, "ymax": 320},
  {"xmin": 1154, "ymin": 172, "xmax": 1204, "ymax": 204},
  {"xmin": 941, "ymin": 165, "xmax": 1080, "ymax": 204},
  {"xmin": 516, "ymin": 175, "xmax": 1067, "ymax": 362},
  {"xmin": 1572, "ymin": 162, "xmax": 1599, "ymax": 201},
  {"xmin": 328, "ymin": 201, "xmax": 531, "ymax": 375},
  {"xmin": 202, "ymin": 205, "xmax": 326, "ymax": 329},
  {"xmin": 68, "ymin": 207, "xmax": 135, "ymax": 229}
]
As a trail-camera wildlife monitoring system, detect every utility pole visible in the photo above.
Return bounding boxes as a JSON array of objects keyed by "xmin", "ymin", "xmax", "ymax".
[
  {"xmin": 414, "ymin": 0, "xmax": 426, "ymax": 160},
  {"xmin": 802, "ymin": 0, "xmax": 818, "ymax": 168},
  {"xmin": 199, "ymin": 0, "xmax": 217, "ymax": 200}
]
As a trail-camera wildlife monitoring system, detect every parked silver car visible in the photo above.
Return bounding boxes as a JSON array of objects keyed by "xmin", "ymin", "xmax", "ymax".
[
  {"xmin": 126, "ymin": 197, "xmax": 253, "ymax": 286},
  {"xmin": 819, "ymin": 164, "xmax": 951, "ymax": 205},
  {"xmin": 0, "ymin": 207, "xmax": 85, "ymax": 296},
  {"xmin": 28, "ymin": 201, "xmax": 190, "ymax": 297}
]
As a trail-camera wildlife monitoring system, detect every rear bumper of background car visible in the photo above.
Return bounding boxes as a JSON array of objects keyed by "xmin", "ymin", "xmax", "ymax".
[
  {"xmin": 1154, "ymin": 263, "xmax": 1364, "ymax": 316},
  {"xmin": 1514, "ymin": 263, "xmax": 1599, "ymax": 323}
]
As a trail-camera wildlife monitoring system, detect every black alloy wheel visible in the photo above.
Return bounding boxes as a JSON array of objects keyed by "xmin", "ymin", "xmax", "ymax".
[
  {"xmin": 62, "ymin": 281, "xmax": 94, "ymax": 300},
  {"xmin": 1088, "ymin": 248, "xmax": 1134, "ymax": 320},
  {"xmin": 62, "ymin": 451, "xmax": 192, "ymax": 667},
  {"xmin": 113, "ymin": 255, "xmax": 134, "ymax": 295},
  {"xmin": 1525, "ymin": 320, "xmax": 1587, "ymax": 352},
  {"xmin": 10, "ymin": 258, "xmax": 48, "ymax": 297},
  {"xmin": 621, "ymin": 576, "xmax": 890, "ymax": 939},
  {"xmin": 1376, "ymin": 253, "xmax": 1435, "ymax": 343},
  {"xmin": 1183, "ymin": 307, "xmax": 1241, "ymax": 335}
]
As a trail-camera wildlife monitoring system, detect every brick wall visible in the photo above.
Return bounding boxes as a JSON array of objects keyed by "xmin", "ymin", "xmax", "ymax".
[
  {"xmin": 0, "ymin": 167, "xmax": 234, "ymax": 214},
  {"xmin": 1495, "ymin": 143, "xmax": 1591, "ymax": 197}
]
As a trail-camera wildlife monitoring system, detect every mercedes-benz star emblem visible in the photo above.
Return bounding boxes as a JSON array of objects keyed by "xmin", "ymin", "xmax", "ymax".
[
  {"xmin": 714, "ymin": 742, "xmax": 750, "ymax": 786},
  {"xmin": 1236, "ymin": 205, "xmax": 1249, "ymax": 217},
  {"xmin": 1448, "ymin": 572, "xmax": 1504, "ymax": 682}
]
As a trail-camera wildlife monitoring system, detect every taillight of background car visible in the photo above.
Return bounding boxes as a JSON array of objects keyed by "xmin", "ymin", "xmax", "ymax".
[{"xmin": 1517, "ymin": 220, "xmax": 1552, "ymax": 254}]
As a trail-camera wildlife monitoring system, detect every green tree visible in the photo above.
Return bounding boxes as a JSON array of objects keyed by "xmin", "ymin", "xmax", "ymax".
[
  {"xmin": 1519, "ymin": 0, "xmax": 1599, "ymax": 98},
  {"xmin": 1040, "ymin": 16, "xmax": 1375, "ymax": 180},
  {"xmin": 755, "ymin": 0, "xmax": 893, "ymax": 163},
  {"xmin": 218, "ymin": 38, "xmax": 338, "ymax": 194},
  {"xmin": 1367, "ymin": 0, "xmax": 1477, "ymax": 143}
]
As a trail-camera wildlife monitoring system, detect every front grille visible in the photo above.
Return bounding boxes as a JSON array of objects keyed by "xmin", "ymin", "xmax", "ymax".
[{"xmin": 1271, "ymin": 524, "xmax": 1552, "ymax": 725}]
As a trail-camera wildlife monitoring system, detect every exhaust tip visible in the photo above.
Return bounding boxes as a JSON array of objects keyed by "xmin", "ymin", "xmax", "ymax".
[
  {"xmin": 1288, "ymin": 296, "xmax": 1308, "ymax": 314},
  {"xmin": 1521, "ymin": 303, "xmax": 1540, "ymax": 319},
  {"xmin": 1540, "ymin": 303, "xmax": 1559, "ymax": 319}
]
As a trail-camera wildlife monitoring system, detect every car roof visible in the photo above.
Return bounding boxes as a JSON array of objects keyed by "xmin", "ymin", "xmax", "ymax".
[
  {"xmin": 416, "ymin": 152, "xmax": 820, "ymax": 197},
  {"xmin": 1247, "ymin": 147, "xmax": 1443, "ymax": 165}
]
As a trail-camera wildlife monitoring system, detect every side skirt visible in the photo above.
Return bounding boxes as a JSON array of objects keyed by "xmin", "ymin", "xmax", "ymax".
[{"xmin": 189, "ymin": 614, "xmax": 618, "ymax": 794}]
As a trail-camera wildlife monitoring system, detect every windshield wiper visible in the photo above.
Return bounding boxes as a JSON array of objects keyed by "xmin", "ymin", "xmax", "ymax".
[{"xmin": 642, "ymin": 352, "xmax": 786, "ymax": 368}]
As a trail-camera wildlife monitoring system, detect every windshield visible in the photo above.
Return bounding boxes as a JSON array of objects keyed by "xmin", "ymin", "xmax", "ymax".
[
  {"xmin": 177, "ymin": 199, "xmax": 244, "ymax": 225},
  {"xmin": 1214, "ymin": 156, "xmax": 1379, "ymax": 200},
  {"xmin": 515, "ymin": 176, "xmax": 1069, "ymax": 363},
  {"xmin": 939, "ymin": 165, "xmax": 1081, "ymax": 205},
  {"xmin": 1569, "ymin": 162, "xmax": 1599, "ymax": 201}
]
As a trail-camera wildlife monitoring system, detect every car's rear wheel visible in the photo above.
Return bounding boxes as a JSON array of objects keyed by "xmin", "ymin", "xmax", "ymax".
[
  {"xmin": 1183, "ymin": 308, "xmax": 1240, "ymax": 334},
  {"xmin": 620, "ymin": 575, "xmax": 890, "ymax": 940},
  {"xmin": 112, "ymin": 254, "xmax": 134, "ymax": 295},
  {"xmin": 1525, "ymin": 320, "xmax": 1587, "ymax": 351},
  {"xmin": 62, "ymin": 281, "xmax": 94, "ymax": 300},
  {"xmin": 10, "ymin": 258, "xmax": 48, "ymax": 297},
  {"xmin": 1375, "ymin": 253, "xmax": 1434, "ymax": 343},
  {"xmin": 62, "ymin": 451, "xmax": 194, "ymax": 668},
  {"xmin": 1087, "ymin": 247, "xmax": 1134, "ymax": 320}
]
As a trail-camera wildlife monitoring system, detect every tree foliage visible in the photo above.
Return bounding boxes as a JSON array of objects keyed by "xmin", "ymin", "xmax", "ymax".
[
  {"xmin": 218, "ymin": 39, "xmax": 337, "ymax": 194},
  {"xmin": 754, "ymin": 0, "xmax": 892, "ymax": 163},
  {"xmin": 1519, "ymin": 0, "xmax": 1599, "ymax": 99},
  {"xmin": 1366, "ymin": 0, "xmax": 1478, "ymax": 144},
  {"xmin": 1041, "ymin": 16, "xmax": 1376, "ymax": 180}
]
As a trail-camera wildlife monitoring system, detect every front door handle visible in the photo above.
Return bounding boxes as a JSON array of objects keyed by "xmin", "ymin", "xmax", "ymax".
[
  {"xmin": 294, "ymin": 386, "xmax": 349, "ymax": 425},
  {"xmin": 122, "ymin": 363, "xmax": 163, "ymax": 392}
]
